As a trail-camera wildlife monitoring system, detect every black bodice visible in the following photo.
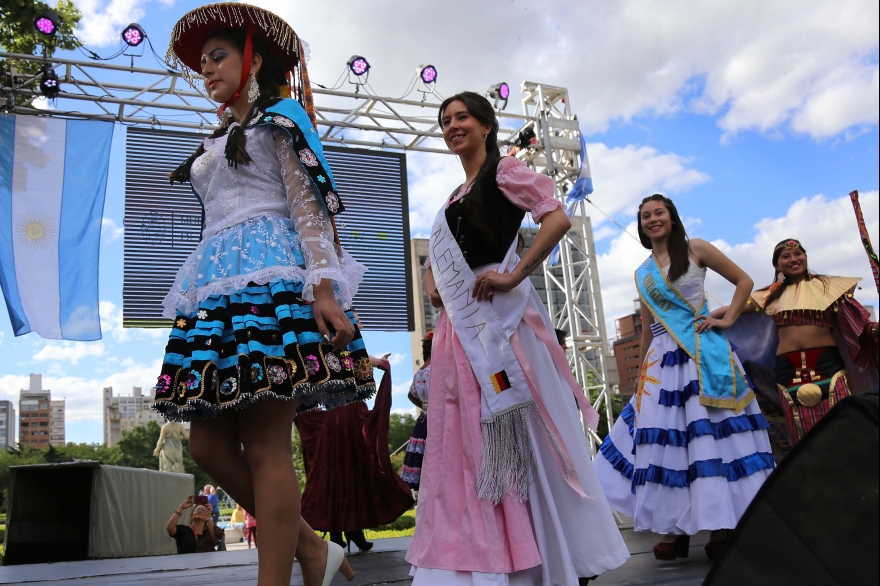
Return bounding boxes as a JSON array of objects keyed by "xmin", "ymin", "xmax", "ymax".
[{"xmin": 444, "ymin": 158, "xmax": 525, "ymax": 269}]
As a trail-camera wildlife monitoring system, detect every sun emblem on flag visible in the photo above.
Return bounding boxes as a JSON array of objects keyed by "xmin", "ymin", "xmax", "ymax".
[{"xmin": 16, "ymin": 213, "xmax": 56, "ymax": 250}]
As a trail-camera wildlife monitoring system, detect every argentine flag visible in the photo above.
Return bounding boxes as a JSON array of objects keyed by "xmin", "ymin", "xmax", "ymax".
[
  {"xmin": 549, "ymin": 127, "xmax": 593, "ymax": 265},
  {"xmin": 0, "ymin": 115, "xmax": 112, "ymax": 340}
]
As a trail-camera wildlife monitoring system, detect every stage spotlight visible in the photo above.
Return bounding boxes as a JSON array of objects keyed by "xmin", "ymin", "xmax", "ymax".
[
  {"xmin": 487, "ymin": 82, "xmax": 510, "ymax": 110},
  {"xmin": 39, "ymin": 66, "xmax": 60, "ymax": 101},
  {"xmin": 489, "ymin": 82, "xmax": 510, "ymax": 100},
  {"xmin": 419, "ymin": 65, "xmax": 438, "ymax": 85},
  {"xmin": 347, "ymin": 55, "xmax": 370, "ymax": 77},
  {"xmin": 121, "ymin": 23, "xmax": 146, "ymax": 47},
  {"xmin": 34, "ymin": 8, "xmax": 61, "ymax": 36}
]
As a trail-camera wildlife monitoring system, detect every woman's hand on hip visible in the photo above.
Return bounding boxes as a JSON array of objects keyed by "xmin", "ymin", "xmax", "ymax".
[
  {"xmin": 473, "ymin": 270, "xmax": 518, "ymax": 301},
  {"xmin": 312, "ymin": 280, "xmax": 354, "ymax": 351},
  {"xmin": 694, "ymin": 315, "xmax": 731, "ymax": 333}
]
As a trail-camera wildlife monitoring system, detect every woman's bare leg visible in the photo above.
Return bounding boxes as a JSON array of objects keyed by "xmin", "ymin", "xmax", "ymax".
[
  {"xmin": 189, "ymin": 408, "xmax": 330, "ymax": 583},
  {"xmin": 237, "ymin": 399, "xmax": 300, "ymax": 586}
]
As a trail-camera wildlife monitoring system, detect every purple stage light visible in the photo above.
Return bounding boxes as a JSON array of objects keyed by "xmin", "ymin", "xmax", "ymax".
[
  {"xmin": 419, "ymin": 65, "xmax": 437, "ymax": 85},
  {"xmin": 498, "ymin": 82, "xmax": 510, "ymax": 100},
  {"xmin": 35, "ymin": 17, "xmax": 56, "ymax": 35},
  {"xmin": 348, "ymin": 55, "xmax": 370, "ymax": 77},
  {"xmin": 35, "ymin": 9, "xmax": 61, "ymax": 36},
  {"xmin": 122, "ymin": 23, "xmax": 146, "ymax": 47}
]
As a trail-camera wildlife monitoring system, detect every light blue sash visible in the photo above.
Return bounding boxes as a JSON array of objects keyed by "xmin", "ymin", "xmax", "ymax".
[{"xmin": 635, "ymin": 256, "xmax": 753, "ymax": 413}]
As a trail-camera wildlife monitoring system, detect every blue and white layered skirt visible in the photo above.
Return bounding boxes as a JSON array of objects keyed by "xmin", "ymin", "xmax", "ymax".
[{"xmin": 594, "ymin": 322, "xmax": 775, "ymax": 535}]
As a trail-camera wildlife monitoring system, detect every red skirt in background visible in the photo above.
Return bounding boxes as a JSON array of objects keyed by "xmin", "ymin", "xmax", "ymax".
[{"xmin": 295, "ymin": 360, "xmax": 414, "ymax": 532}]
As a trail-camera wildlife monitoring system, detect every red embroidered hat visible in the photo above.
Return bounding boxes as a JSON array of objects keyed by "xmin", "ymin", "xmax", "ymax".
[{"xmin": 166, "ymin": 2, "xmax": 303, "ymax": 84}]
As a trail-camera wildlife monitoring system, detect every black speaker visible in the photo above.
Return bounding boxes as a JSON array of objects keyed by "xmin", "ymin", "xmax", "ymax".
[{"xmin": 704, "ymin": 392, "xmax": 879, "ymax": 586}]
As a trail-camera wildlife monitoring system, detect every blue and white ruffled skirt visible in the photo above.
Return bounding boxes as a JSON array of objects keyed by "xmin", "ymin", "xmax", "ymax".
[{"xmin": 594, "ymin": 322, "xmax": 775, "ymax": 535}]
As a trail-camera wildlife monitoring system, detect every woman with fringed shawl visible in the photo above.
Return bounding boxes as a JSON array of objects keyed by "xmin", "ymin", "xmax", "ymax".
[
  {"xmin": 722, "ymin": 238, "xmax": 879, "ymax": 454},
  {"xmin": 405, "ymin": 92, "xmax": 629, "ymax": 585},
  {"xmin": 593, "ymin": 195, "xmax": 775, "ymax": 563},
  {"xmin": 153, "ymin": 4, "xmax": 370, "ymax": 584}
]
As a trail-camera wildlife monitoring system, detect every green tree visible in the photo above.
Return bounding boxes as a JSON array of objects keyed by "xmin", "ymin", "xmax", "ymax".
[
  {"xmin": 388, "ymin": 412, "xmax": 416, "ymax": 455},
  {"xmin": 0, "ymin": 1, "xmax": 82, "ymax": 75}
]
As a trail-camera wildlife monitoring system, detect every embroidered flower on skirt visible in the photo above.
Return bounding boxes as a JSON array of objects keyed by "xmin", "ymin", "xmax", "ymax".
[
  {"xmin": 220, "ymin": 377, "xmax": 238, "ymax": 397},
  {"xmin": 186, "ymin": 370, "xmax": 202, "ymax": 390},
  {"xmin": 156, "ymin": 374, "xmax": 172, "ymax": 393},
  {"xmin": 326, "ymin": 354, "xmax": 342, "ymax": 373},
  {"xmin": 353, "ymin": 357, "xmax": 373, "ymax": 381},
  {"xmin": 153, "ymin": 279, "xmax": 376, "ymax": 422},
  {"xmin": 266, "ymin": 364, "xmax": 288, "ymax": 385},
  {"xmin": 298, "ymin": 148, "xmax": 319, "ymax": 167},
  {"xmin": 305, "ymin": 355, "xmax": 320, "ymax": 376},
  {"xmin": 197, "ymin": 309, "xmax": 208, "ymax": 320},
  {"xmin": 325, "ymin": 191, "xmax": 340, "ymax": 213}
]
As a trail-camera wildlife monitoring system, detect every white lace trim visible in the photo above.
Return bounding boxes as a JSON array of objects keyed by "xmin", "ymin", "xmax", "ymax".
[{"xmin": 162, "ymin": 253, "xmax": 367, "ymax": 318}]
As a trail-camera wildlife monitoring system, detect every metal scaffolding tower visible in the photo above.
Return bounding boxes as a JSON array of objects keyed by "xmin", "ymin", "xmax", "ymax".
[
  {"xmin": 1, "ymin": 53, "xmax": 612, "ymax": 448},
  {"xmin": 514, "ymin": 83, "xmax": 612, "ymax": 450}
]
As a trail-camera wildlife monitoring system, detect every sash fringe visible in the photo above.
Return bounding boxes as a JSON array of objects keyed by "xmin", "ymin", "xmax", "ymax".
[{"xmin": 476, "ymin": 400, "xmax": 575, "ymax": 504}]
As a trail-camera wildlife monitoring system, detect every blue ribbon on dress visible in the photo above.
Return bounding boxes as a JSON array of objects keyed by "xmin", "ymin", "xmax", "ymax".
[{"xmin": 635, "ymin": 256, "xmax": 754, "ymax": 412}]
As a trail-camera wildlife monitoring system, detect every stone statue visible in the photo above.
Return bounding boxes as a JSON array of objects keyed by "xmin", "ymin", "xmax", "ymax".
[{"xmin": 154, "ymin": 421, "xmax": 189, "ymax": 473}]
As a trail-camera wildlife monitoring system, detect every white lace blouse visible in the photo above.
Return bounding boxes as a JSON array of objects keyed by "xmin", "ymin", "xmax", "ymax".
[
  {"xmin": 162, "ymin": 124, "xmax": 365, "ymax": 318},
  {"xmin": 662, "ymin": 259, "xmax": 707, "ymax": 309}
]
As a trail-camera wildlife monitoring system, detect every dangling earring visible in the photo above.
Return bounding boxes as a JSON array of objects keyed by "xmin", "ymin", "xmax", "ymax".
[
  {"xmin": 247, "ymin": 72, "xmax": 260, "ymax": 104},
  {"xmin": 482, "ymin": 134, "xmax": 488, "ymax": 142},
  {"xmin": 776, "ymin": 271, "xmax": 784, "ymax": 282}
]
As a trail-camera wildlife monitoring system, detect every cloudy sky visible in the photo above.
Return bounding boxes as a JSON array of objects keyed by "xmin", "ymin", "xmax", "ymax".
[{"xmin": 1, "ymin": 0, "xmax": 878, "ymax": 444}]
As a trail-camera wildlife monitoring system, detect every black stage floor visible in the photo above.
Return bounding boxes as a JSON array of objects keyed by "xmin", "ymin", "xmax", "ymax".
[{"xmin": 0, "ymin": 530, "xmax": 714, "ymax": 585}]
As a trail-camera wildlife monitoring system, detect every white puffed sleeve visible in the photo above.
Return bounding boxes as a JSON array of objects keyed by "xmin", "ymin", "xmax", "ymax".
[{"xmin": 273, "ymin": 129, "xmax": 366, "ymax": 306}]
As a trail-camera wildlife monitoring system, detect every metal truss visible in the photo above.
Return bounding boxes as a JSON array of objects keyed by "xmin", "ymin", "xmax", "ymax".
[
  {"xmin": 1, "ymin": 53, "xmax": 611, "ymax": 449},
  {"xmin": 514, "ymin": 82, "xmax": 612, "ymax": 453}
]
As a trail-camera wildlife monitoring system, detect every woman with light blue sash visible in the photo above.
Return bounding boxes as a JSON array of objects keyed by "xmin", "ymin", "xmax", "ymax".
[{"xmin": 593, "ymin": 194, "xmax": 775, "ymax": 562}]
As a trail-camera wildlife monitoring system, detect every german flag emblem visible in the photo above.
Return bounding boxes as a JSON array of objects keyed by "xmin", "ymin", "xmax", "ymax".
[{"xmin": 490, "ymin": 371, "xmax": 511, "ymax": 394}]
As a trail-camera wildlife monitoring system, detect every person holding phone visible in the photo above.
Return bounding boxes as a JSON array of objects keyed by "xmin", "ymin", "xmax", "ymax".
[{"xmin": 166, "ymin": 495, "xmax": 220, "ymax": 554}]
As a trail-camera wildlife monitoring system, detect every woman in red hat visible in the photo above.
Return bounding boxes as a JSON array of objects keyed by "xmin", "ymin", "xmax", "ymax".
[{"xmin": 154, "ymin": 4, "xmax": 367, "ymax": 585}]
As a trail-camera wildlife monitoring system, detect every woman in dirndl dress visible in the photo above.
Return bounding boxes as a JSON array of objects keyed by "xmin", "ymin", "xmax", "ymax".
[
  {"xmin": 153, "ymin": 4, "xmax": 369, "ymax": 585},
  {"xmin": 593, "ymin": 194, "xmax": 775, "ymax": 562},
  {"xmin": 403, "ymin": 333, "xmax": 433, "ymax": 493},
  {"xmin": 406, "ymin": 92, "xmax": 630, "ymax": 585}
]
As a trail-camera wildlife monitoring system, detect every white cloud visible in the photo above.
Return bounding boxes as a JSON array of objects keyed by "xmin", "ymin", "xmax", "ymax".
[
  {"xmin": 99, "ymin": 300, "xmax": 168, "ymax": 343},
  {"xmin": 102, "ymin": 217, "xmax": 124, "ymax": 240},
  {"xmin": 76, "ymin": 0, "xmax": 147, "ymax": 47},
  {"xmin": 586, "ymin": 143, "xmax": 710, "ymax": 230},
  {"xmin": 704, "ymin": 191, "xmax": 880, "ymax": 309},
  {"xmin": 0, "ymin": 331, "xmax": 4, "ymax": 345},
  {"xmin": 597, "ymin": 191, "xmax": 880, "ymax": 333},
  {"xmin": 32, "ymin": 342, "xmax": 105, "ymax": 364},
  {"xmin": 0, "ymin": 358, "xmax": 162, "ymax": 423},
  {"xmin": 387, "ymin": 352, "xmax": 407, "ymax": 367},
  {"xmin": 255, "ymin": 0, "xmax": 877, "ymax": 141},
  {"xmin": 392, "ymin": 379, "xmax": 413, "ymax": 396},
  {"xmin": 31, "ymin": 96, "xmax": 53, "ymax": 111}
]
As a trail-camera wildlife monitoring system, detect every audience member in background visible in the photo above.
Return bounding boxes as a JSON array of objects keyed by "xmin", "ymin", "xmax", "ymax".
[
  {"xmin": 204, "ymin": 484, "xmax": 221, "ymax": 523},
  {"xmin": 555, "ymin": 328, "xmax": 568, "ymax": 351},
  {"xmin": 246, "ymin": 509, "xmax": 258, "ymax": 549},
  {"xmin": 403, "ymin": 333, "xmax": 433, "ymax": 496},
  {"xmin": 166, "ymin": 495, "xmax": 220, "ymax": 553},
  {"xmin": 231, "ymin": 503, "xmax": 247, "ymax": 542}
]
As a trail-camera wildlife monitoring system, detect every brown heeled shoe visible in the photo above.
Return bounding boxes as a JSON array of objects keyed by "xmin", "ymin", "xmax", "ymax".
[
  {"xmin": 704, "ymin": 536, "xmax": 728, "ymax": 560},
  {"xmin": 653, "ymin": 535, "xmax": 690, "ymax": 560}
]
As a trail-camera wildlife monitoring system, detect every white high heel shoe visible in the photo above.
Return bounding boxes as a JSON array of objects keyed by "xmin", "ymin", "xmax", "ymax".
[{"xmin": 322, "ymin": 540, "xmax": 354, "ymax": 586}]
